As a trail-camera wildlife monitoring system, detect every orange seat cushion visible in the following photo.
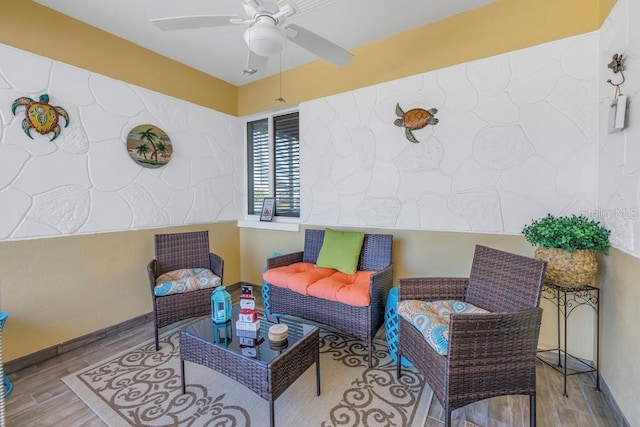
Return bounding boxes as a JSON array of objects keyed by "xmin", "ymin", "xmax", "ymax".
[
  {"xmin": 307, "ymin": 271, "xmax": 374, "ymax": 307},
  {"xmin": 263, "ymin": 262, "xmax": 336, "ymax": 295}
]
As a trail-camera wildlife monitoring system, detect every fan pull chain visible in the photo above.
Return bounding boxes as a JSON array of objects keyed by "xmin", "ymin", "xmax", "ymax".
[{"xmin": 275, "ymin": 53, "xmax": 286, "ymax": 103}]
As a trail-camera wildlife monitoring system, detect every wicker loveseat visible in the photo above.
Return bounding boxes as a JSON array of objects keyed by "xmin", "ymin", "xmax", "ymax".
[{"xmin": 262, "ymin": 228, "xmax": 393, "ymax": 367}]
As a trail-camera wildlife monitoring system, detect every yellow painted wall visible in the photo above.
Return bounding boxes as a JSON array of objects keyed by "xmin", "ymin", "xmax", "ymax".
[
  {"xmin": 238, "ymin": 0, "xmax": 617, "ymax": 115},
  {"xmin": 0, "ymin": 223, "xmax": 240, "ymax": 361},
  {"xmin": 239, "ymin": 227, "xmax": 534, "ymax": 286},
  {"xmin": 0, "ymin": 0, "xmax": 237, "ymax": 115}
]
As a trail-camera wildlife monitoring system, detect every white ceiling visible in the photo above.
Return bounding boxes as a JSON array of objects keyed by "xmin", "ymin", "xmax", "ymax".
[{"xmin": 33, "ymin": 0, "xmax": 495, "ymax": 86}]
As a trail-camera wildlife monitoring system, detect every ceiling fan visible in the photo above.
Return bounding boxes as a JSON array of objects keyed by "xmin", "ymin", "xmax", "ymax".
[{"xmin": 150, "ymin": 0, "xmax": 353, "ymax": 76}]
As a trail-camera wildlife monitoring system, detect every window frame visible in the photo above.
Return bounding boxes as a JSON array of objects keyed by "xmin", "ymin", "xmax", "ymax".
[{"xmin": 243, "ymin": 106, "xmax": 300, "ymax": 226}]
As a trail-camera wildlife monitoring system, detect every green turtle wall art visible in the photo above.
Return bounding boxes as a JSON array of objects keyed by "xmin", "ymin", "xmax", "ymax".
[
  {"xmin": 11, "ymin": 94, "xmax": 70, "ymax": 142},
  {"xmin": 394, "ymin": 103, "xmax": 438, "ymax": 143}
]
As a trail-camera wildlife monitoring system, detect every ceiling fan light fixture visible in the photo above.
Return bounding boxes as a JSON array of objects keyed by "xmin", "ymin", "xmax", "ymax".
[{"xmin": 244, "ymin": 19, "xmax": 286, "ymax": 56}]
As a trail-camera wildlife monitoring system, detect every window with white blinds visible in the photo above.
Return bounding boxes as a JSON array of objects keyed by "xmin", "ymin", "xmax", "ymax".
[{"xmin": 247, "ymin": 111, "xmax": 300, "ymax": 218}]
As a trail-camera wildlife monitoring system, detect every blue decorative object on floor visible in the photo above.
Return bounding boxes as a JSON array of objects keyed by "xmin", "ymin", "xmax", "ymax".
[
  {"xmin": 384, "ymin": 287, "xmax": 412, "ymax": 367},
  {"xmin": 0, "ymin": 311, "xmax": 14, "ymax": 397},
  {"xmin": 262, "ymin": 252, "xmax": 280, "ymax": 315}
]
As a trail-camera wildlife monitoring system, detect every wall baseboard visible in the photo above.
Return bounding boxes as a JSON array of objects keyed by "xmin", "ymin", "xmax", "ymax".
[
  {"xmin": 5, "ymin": 282, "xmax": 243, "ymax": 374},
  {"xmin": 599, "ymin": 376, "xmax": 631, "ymax": 427}
]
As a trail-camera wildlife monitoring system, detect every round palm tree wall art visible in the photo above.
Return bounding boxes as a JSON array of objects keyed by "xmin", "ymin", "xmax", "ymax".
[{"xmin": 127, "ymin": 124, "xmax": 173, "ymax": 168}]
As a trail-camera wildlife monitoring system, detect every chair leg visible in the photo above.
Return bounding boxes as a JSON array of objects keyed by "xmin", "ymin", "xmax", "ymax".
[
  {"xmin": 530, "ymin": 395, "xmax": 536, "ymax": 426},
  {"xmin": 368, "ymin": 337, "xmax": 372, "ymax": 368},
  {"xmin": 396, "ymin": 351, "xmax": 402, "ymax": 378},
  {"xmin": 154, "ymin": 307, "xmax": 160, "ymax": 351},
  {"xmin": 445, "ymin": 410, "xmax": 451, "ymax": 427}
]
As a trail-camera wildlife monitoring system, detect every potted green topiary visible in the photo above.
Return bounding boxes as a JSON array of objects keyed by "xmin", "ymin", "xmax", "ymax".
[{"xmin": 522, "ymin": 214, "xmax": 611, "ymax": 287}]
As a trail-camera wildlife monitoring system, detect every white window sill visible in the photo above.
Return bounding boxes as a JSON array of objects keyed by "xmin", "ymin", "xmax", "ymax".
[{"xmin": 237, "ymin": 219, "xmax": 300, "ymax": 232}]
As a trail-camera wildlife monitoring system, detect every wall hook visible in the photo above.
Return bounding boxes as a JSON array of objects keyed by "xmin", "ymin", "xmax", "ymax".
[
  {"xmin": 607, "ymin": 70, "xmax": 625, "ymax": 87},
  {"xmin": 607, "ymin": 53, "xmax": 625, "ymax": 87}
]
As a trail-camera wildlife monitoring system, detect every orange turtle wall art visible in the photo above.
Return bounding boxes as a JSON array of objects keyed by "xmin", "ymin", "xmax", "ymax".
[
  {"xmin": 394, "ymin": 103, "xmax": 438, "ymax": 143},
  {"xmin": 11, "ymin": 94, "xmax": 70, "ymax": 142}
]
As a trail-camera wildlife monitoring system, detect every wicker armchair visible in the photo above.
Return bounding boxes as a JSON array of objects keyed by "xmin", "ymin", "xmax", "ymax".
[
  {"xmin": 147, "ymin": 231, "xmax": 224, "ymax": 350},
  {"xmin": 396, "ymin": 245, "xmax": 546, "ymax": 427}
]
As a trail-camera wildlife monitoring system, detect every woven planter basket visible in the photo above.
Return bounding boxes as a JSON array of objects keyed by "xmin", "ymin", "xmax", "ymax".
[{"xmin": 534, "ymin": 246, "xmax": 598, "ymax": 287}]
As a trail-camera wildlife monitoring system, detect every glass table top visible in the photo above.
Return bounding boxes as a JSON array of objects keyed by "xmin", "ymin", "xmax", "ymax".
[{"xmin": 182, "ymin": 305, "xmax": 317, "ymax": 364}]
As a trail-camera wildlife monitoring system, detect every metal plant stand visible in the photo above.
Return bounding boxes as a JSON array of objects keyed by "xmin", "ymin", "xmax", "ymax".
[{"xmin": 537, "ymin": 281, "xmax": 600, "ymax": 397}]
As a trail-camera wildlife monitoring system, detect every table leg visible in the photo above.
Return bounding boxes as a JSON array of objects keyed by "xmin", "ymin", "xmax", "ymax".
[
  {"xmin": 316, "ymin": 353, "xmax": 321, "ymax": 396},
  {"xmin": 181, "ymin": 359, "xmax": 186, "ymax": 394},
  {"xmin": 270, "ymin": 400, "xmax": 275, "ymax": 427}
]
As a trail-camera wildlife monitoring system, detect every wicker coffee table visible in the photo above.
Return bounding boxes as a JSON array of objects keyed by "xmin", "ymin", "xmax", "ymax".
[{"xmin": 179, "ymin": 307, "xmax": 320, "ymax": 427}]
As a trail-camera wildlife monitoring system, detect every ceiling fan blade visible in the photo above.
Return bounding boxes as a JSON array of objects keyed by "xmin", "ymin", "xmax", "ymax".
[
  {"xmin": 286, "ymin": 23, "xmax": 353, "ymax": 67},
  {"xmin": 244, "ymin": 50, "xmax": 269, "ymax": 75},
  {"xmin": 150, "ymin": 15, "xmax": 242, "ymax": 31}
]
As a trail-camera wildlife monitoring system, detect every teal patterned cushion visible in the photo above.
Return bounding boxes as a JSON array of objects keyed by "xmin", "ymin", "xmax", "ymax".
[
  {"xmin": 397, "ymin": 300, "xmax": 489, "ymax": 355},
  {"xmin": 154, "ymin": 268, "xmax": 221, "ymax": 296}
]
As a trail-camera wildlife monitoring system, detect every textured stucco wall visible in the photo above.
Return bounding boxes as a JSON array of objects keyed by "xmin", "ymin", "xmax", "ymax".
[
  {"xmin": 299, "ymin": 33, "xmax": 598, "ymax": 235},
  {"xmin": 0, "ymin": 44, "xmax": 243, "ymax": 241}
]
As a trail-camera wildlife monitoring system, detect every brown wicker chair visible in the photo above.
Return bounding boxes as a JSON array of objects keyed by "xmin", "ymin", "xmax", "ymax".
[
  {"xmin": 264, "ymin": 229, "xmax": 393, "ymax": 367},
  {"xmin": 147, "ymin": 231, "xmax": 224, "ymax": 350},
  {"xmin": 396, "ymin": 245, "xmax": 546, "ymax": 427}
]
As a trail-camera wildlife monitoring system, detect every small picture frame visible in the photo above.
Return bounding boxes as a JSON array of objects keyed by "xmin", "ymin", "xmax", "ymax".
[{"xmin": 260, "ymin": 197, "xmax": 276, "ymax": 222}]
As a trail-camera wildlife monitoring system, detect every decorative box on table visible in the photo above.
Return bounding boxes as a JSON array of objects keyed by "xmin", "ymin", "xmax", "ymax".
[
  {"xmin": 239, "ymin": 308, "xmax": 258, "ymax": 322},
  {"xmin": 236, "ymin": 284, "xmax": 260, "ymax": 336},
  {"xmin": 236, "ymin": 319, "xmax": 261, "ymax": 332}
]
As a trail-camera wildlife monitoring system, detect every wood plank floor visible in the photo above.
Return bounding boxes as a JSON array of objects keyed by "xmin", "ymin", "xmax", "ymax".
[{"xmin": 3, "ymin": 291, "xmax": 619, "ymax": 426}]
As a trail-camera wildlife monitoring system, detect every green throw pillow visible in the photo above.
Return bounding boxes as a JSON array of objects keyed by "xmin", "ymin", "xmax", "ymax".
[{"xmin": 315, "ymin": 228, "xmax": 365, "ymax": 275}]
